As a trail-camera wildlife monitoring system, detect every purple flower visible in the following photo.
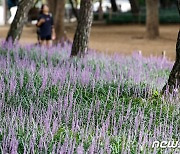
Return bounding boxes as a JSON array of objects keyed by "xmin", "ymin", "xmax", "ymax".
[{"xmin": 76, "ymin": 143, "xmax": 84, "ymax": 154}]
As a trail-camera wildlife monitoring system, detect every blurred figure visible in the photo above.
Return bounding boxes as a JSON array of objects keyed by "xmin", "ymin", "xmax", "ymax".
[
  {"xmin": 7, "ymin": 0, "xmax": 18, "ymax": 24},
  {"xmin": 118, "ymin": 4, "xmax": 122, "ymax": 12},
  {"xmin": 36, "ymin": 4, "xmax": 56, "ymax": 47}
]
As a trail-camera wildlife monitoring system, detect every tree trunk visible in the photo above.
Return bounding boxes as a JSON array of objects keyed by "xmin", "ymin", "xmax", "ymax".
[
  {"xmin": 47, "ymin": 0, "xmax": 67, "ymax": 43},
  {"xmin": 146, "ymin": 0, "xmax": 159, "ymax": 39},
  {"xmin": 110, "ymin": 0, "xmax": 118, "ymax": 12},
  {"xmin": 47, "ymin": 0, "xmax": 57, "ymax": 17},
  {"xmin": 54, "ymin": 0, "xmax": 67, "ymax": 43},
  {"xmin": 129, "ymin": 0, "xmax": 140, "ymax": 17},
  {"xmin": 2, "ymin": 0, "xmax": 8, "ymax": 24},
  {"xmin": 98, "ymin": 0, "xmax": 103, "ymax": 20},
  {"xmin": 162, "ymin": 0, "xmax": 180, "ymax": 94},
  {"xmin": 69, "ymin": 0, "xmax": 79, "ymax": 21},
  {"xmin": 6, "ymin": 0, "xmax": 34, "ymax": 42},
  {"xmin": 74, "ymin": 0, "xmax": 79, "ymax": 8},
  {"xmin": 71, "ymin": 0, "xmax": 93, "ymax": 57}
]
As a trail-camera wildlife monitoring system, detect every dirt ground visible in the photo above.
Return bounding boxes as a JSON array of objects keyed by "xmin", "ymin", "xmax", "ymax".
[{"xmin": 0, "ymin": 24, "xmax": 179, "ymax": 61}]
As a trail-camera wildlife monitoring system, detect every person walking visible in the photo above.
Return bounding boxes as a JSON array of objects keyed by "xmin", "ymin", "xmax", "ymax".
[{"xmin": 36, "ymin": 4, "xmax": 56, "ymax": 47}]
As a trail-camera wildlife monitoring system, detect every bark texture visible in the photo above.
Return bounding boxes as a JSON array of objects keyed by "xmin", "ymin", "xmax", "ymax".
[
  {"xmin": 146, "ymin": 0, "xmax": 159, "ymax": 39},
  {"xmin": 71, "ymin": 0, "xmax": 93, "ymax": 57},
  {"xmin": 6, "ymin": 0, "xmax": 34, "ymax": 42},
  {"xmin": 162, "ymin": 0, "xmax": 180, "ymax": 94}
]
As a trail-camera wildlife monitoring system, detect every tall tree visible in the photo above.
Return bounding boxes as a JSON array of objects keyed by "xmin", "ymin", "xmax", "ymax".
[
  {"xmin": 47, "ymin": 0, "xmax": 66, "ymax": 43},
  {"xmin": 47, "ymin": 0, "xmax": 57, "ymax": 17},
  {"xmin": 146, "ymin": 0, "xmax": 159, "ymax": 39},
  {"xmin": 129, "ymin": 0, "xmax": 140, "ymax": 17},
  {"xmin": 162, "ymin": 0, "xmax": 180, "ymax": 94},
  {"xmin": 110, "ymin": 0, "xmax": 118, "ymax": 12},
  {"xmin": 54, "ymin": 0, "xmax": 67, "ymax": 43},
  {"xmin": 6, "ymin": 0, "xmax": 34, "ymax": 42},
  {"xmin": 71, "ymin": 0, "xmax": 93, "ymax": 57}
]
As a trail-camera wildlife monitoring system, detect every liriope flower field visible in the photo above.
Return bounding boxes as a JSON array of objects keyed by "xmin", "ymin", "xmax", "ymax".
[{"xmin": 0, "ymin": 41, "xmax": 179, "ymax": 153}]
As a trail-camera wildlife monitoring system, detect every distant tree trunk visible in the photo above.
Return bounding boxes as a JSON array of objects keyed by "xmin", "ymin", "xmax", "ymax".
[
  {"xmin": 47, "ymin": 0, "xmax": 57, "ymax": 17},
  {"xmin": 28, "ymin": 7, "xmax": 39, "ymax": 21},
  {"xmin": 98, "ymin": 0, "xmax": 103, "ymax": 20},
  {"xmin": 69, "ymin": 0, "xmax": 79, "ymax": 20},
  {"xmin": 129, "ymin": 0, "xmax": 140, "ymax": 17},
  {"xmin": 74, "ymin": 0, "xmax": 79, "ymax": 8},
  {"xmin": 2, "ymin": 0, "xmax": 8, "ymax": 24},
  {"xmin": 71, "ymin": 0, "xmax": 93, "ymax": 57},
  {"xmin": 110, "ymin": 0, "xmax": 118, "ymax": 12},
  {"xmin": 162, "ymin": 0, "xmax": 180, "ymax": 94},
  {"xmin": 6, "ymin": 0, "xmax": 34, "ymax": 42},
  {"xmin": 47, "ymin": 0, "xmax": 66, "ymax": 43},
  {"xmin": 55, "ymin": 0, "xmax": 67, "ymax": 43},
  {"xmin": 146, "ymin": 0, "xmax": 159, "ymax": 39}
]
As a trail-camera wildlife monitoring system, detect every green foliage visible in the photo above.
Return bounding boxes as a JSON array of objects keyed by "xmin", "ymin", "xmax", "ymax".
[{"xmin": 0, "ymin": 46, "xmax": 178, "ymax": 153}]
